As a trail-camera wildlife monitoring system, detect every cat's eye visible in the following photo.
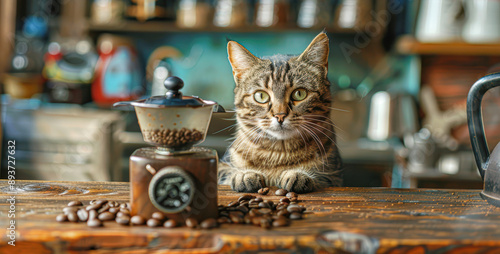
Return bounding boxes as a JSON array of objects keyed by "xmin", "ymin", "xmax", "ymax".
[
  {"xmin": 291, "ymin": 88, "xmax": 308, "ymax": 101},
  {"xmin": 254, "ymin": 91, "xmax": 270, "ymax": 104}
]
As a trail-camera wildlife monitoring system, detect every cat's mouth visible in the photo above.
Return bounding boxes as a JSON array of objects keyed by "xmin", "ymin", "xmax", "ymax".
[{"xmin": 265, "ymin": 124, "xmax": 298, "ymax": 140}]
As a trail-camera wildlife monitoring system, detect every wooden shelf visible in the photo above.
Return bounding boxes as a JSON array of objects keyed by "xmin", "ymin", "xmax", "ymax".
[
  {"xmin": 396, "ymin": 35, "xmax": 500, "ymax": 56},
  {"xmin": 86, "ymin": 20, "xmax": 356, "ymax": 34}
]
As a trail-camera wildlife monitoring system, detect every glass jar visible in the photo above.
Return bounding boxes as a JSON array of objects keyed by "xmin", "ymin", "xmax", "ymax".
[
  {"xmin": 255, "ymin": 0, "xmax": 290, "ymax": 28},
  {"xmin": 177, "ymin": 0, "xmax": 213, "ymax": 29},
  {"xmin": 332, "ymin": 0, "xmax": 372, "ymax": 30},
  {"xmin": 213, "ymin": 0, "xmax": 249, "ymax": 28},
  {"xmin": 297, "ymin": 0, "xmax": 330, "ymax": 28}
]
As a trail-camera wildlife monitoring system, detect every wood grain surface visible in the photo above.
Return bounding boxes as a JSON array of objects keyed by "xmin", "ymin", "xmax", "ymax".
[{"xmin": 0, "ymin": 180, "xmax": 499, "ymax": 253}]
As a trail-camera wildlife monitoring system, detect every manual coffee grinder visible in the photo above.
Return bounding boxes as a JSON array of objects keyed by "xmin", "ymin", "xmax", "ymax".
[{"xmin": 114, "ymin": 76, "xmax": 219, "ymax": 223}]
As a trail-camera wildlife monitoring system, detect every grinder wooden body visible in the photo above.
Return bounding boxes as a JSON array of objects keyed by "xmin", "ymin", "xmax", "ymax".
[{"xmin": 130, "ymin": 147, "xmax": 218, "ymax": 223}]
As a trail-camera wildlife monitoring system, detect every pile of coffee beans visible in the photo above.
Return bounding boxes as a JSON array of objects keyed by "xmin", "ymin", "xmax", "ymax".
[
  {"xmin": 56, "ymin": 192, "xmax": 304, "ymax": 230},
  {"xmin": 56, "ymin": 200, "xmax": 219, "ymax": 229},
  {"xmin": 217, "ymin": 192, "xmax": 305, "ymax": 229},
  {"xmin": 143, "ymin": 128, "xmax": 203, "ymax": 147},
  {"xmin": 56, "ymin": 200, "xmax": 131, "ymax": 228}
]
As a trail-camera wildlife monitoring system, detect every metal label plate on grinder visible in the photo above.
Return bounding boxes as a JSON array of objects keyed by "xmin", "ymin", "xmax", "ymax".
[{"xmin": 149, "ymin": 166, "xmax": 195, "ymax": 213}]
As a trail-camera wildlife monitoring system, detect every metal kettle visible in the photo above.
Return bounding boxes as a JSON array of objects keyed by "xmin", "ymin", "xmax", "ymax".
[{"xmin": 467, "ymin": 73, "xmax": 500, "ymax": 206}]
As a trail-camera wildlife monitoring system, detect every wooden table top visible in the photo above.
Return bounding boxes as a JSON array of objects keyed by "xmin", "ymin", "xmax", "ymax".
[{"xmin": 0, "ymin": 180, "xmax": 499, "ymax": 253}]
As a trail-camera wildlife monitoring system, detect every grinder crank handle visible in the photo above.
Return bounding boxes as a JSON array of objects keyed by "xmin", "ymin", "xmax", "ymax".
[{"xmin": 467, "ymin": 73, "xmax": 500, "ymax": 180}]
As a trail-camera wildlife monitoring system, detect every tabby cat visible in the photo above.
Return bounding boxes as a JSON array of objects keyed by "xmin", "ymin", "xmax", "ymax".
[{"xmin": 218, "ymin": 32, "xmax": 342, "ymax": 193}]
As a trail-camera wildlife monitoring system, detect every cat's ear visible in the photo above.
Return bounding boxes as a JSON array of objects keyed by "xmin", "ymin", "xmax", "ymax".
[
  {"xmin": 227, "ymin": 41, "xmax": 260, "ymax": 81},
  {"xmin": 297, "ymin": 32, "xmax": 329, "ymax": 69}
]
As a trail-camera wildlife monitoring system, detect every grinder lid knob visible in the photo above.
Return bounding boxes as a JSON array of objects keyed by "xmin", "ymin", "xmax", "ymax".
[{"xmin": 164, "ymin": 76, "xmax": 184, "ymax": 99}]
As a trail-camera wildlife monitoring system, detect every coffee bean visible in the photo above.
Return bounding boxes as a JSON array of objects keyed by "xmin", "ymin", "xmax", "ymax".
[
  {"xmin": 239, "ymin": 200, "xmax": 249, "ymax": 206},
  {"xmin": 273, "ymin": 218, "xmax": 289, "ymax": 227},
  {"xmin": 120, "ymin": 203, "xmax": 128, "ymax": 209},
  {"xmin": 77, "ymin": 209, "xmax": 89, "ymax": 222},
  {"xmin": 63, "ymin": 207, "xmax": 78, "ymax": 214},
  {"xmin": 248, "ymin": 200, "xmax": 259, "ymax": 206},
  {"xmin": 67, "ymin": 212, "xmax": 78, "ymax": 222},
  {"xmin": 217, "ymin": 217, "xmax": 231, "ymax": 224},
  {"xmin": 238, "ymin": 194, "xmax": 254, "ymax": 202},
  {"xmin": 186, "ymin": 218, "xmax": 198, "ymax": 228},
  {"xmin": 95, "ymin": 200, "xmax": 108, "ymax": 206},
  {"xmin": 249, "ymin": 209, "xmax": 261, "ymax": 217},
  {"xmin": 56, "ymin": 214, "xmax": 68, "ymax": 222},
  {"xmin": 147, "ymin": 218, "xmax": 161, "ymax": 227},
  {"xmin": 276, "ymin": 204, "xmax": 288, "ymax": 211},
  {"xmin": 119, "ymin": 208, "xmax": 130, "ymax": 215},
  {"xmin": 287, "ymin": 205, "xmax": 303, "ymax": 213},
  {"xmin": 254, "ymin": 197, "xmax": 263, "ymax": 202},
  {"xmin": 275, "ymin": 189, "xmax": 288, "ymax": 196},
  {"xmin": 236, "ymin": 205, "xmax": 249, "ymax": 214},
  {"xmin": 290, "ymin": 197, "xmax": 298, "ymax": 202},
  {"xmin": 88, "ymin": 210, "xmax": 98, "ymax": 220},
  {"xmin": 116, "ymin": 215, "xmax": 130, "ymax": 225},
  {"xmin": 230, "ymin": 214, "xmax": 244, "ymax": 224},
  {"xmin": 227, "ymin": 201, "xmax": 239, "ymax": 207},
  {"xmin": 280, "ymin": 197, "xmax": 290, "ymax": 203},
  {"xmin": 98, "ymin": 203, "xmax": 111, "ymax": 213},
  {"xmin": 68, "ymin": 200, "xmax": 83, "ymax": 207},
  {"xmin": 200, "ymin": 218, "xmax": 217, "ymax": 229},
  {"xmin": 108, "ymin": 207, "xmax": 119, "ymax": 214},
  {"xmin": 286, "ymin": 192, "xmax": 298, "ymax": 199},
  {"xmin": 258, "ymin": 208, "xmax": 272, "ymax": 215},
  {"xmin": 90, "ymin": 200, "xmax": 97, "ymax": 205},
  {"xmin": 258, "ymin": 202, "xmax": 271, "ymax": 208},
  {"xmin": 260, "ymin": 218, "xmax": 271, "ymax": 229},
  {"xmin": 87, "ymin": 219, "xmax": 103, "ymax": 227},
  {"xmin": 277, "ymin": 210, "xmax": 290, "ymax": 217},
  {"xmin": 152, "ymin": 212, "xmax": 166, "ymax": 221},
  {"xmin": 289, "ymin": 212, "xmax": 302, "ymax": 220},
  {"xmin": 258, "ymin": 187, "xmax": 269, "ymax": 195},
  {"xmin": 86, "ymin": 203, "xmax": 102, "ymax": 211},
  {"xmin": 229, "ymin": 211, "xmax": 245, "ymax": 218},
  {"xmin": 164, "ymin": 219, "xmax": 177, "ymax": 228},
  {"xmin": 131, "ymin": 215, "xmax": 146, "ymax": 225},
  {"xmin": 98, "ymin": 212, "xmax": 115, "ymax": 221},
  {"xmin": 219, "ymin": 211, "xmax": 229, "ymax": 217}
]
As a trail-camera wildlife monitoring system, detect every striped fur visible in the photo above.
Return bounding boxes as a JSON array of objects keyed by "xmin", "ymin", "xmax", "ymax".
[{"xmin": 218, "ymin": 32, "xmax": 343, "ymax": 193}]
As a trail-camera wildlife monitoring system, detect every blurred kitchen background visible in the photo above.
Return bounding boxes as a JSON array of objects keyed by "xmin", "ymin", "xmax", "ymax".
[{"xmin": 2, "ymin": 0, "xmax": 500, "ymax": 189}]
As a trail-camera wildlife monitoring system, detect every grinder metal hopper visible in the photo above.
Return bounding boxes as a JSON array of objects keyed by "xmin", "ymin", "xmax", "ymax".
[{"xmin": 114, "ymin": 76, "xmax": 222, "ymax": 154}]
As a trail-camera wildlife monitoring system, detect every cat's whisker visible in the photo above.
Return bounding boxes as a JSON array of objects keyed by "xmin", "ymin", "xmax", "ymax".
[
  {"xmin": 234, "ymin": 126, "xmax": 260, "ymax": 148},
  {"xmin": 302, "ymin": 123, "xmax": 337, "ymax": 152},
  {"xmin": 302, "ymin": 122, "xmax": 345, "ymax": 155},
  {"xmin": 301, "ymin": 115, "xmax": 347, "ymax": 137},
  {"xmin": 327, "ymin": 106, "xmax": 350, "ymax": 113},
  {"xmin": 243, "ymin": 126, "xmax": 265, "ymax": 162},
  {"xmin": 301, "ymin": 119, "xmax": 347, "ymax": 143},
  {"xmin": 212, "ymin": 123, "xmax": 238, "ymax": 135},
  {"xmin": 229, "ymin": 125, "xmax": 261, "ymax": 153},
  {"xmin": 300, "ymin": 124, "xmax": 327, "ymax": 159},
  {"xmin": 299, "ymin": 125, "xmax": 327, "ymax": 172}
]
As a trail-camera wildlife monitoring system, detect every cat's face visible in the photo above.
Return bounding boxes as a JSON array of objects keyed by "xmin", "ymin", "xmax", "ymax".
[{"xmin": 227, "ymin": 33, "xmax": 332, "ymax": 140}]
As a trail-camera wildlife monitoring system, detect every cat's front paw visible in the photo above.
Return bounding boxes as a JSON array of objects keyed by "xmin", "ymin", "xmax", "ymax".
[
  {"xmin": 231, "ymin": 171, "xmax": 266, "ymax": 193},
  {"xmin": 278, "ymin": 170, "xmax": 315, "ymax": 193}
]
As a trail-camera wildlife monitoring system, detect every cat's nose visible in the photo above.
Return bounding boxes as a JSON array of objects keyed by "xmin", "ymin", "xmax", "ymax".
[{"xmin": 274, "ymin": 113, "xmax": 287, "ymax": 124}]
